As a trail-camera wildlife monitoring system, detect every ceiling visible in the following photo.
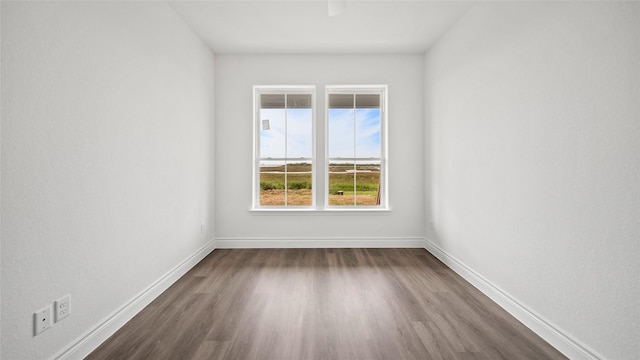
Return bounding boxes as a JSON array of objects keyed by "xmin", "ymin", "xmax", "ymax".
[{"xmin": 169, "ymin": 1, "xmax": 473, "ymax": 54}]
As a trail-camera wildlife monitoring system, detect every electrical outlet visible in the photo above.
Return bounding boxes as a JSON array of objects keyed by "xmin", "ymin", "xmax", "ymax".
[
  {"xmin": 54, "ymin": 295, "xmax": 71, "ymax": 322},
  {"xmin": 34, "ymin": 306, "xmax": 52, "ymax": 336}
]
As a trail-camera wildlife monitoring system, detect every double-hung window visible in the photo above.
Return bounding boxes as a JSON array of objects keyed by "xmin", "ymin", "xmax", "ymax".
[
  {"xmin": 253, "ymin": 86, "xmax": 315, "ymax": 208},
  {"xmin": 253, "ymin": 85, "xmax": 387, "ymax": 211},
  {"xmin": 326, "ymin": 86, "xmax": 387, "ymax": 208}
]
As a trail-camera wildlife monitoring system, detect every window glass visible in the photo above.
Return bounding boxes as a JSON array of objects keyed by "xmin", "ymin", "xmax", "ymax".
[
  {"xmin": 254, "ymin": 85, "xmax": 386, "ymax": 210},
  {"xmin": 255, "ymin": 88, "xmax": 314, "ymax": 208},
  {"xmin": 327, "ymin": 88, "xmax": 385, "ymax": 208}
]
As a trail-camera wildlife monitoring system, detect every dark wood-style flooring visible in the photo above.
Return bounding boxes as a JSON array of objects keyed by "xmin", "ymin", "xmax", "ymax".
[{"xmin": 87, "ymin": 248, "xmax": 566, "ymax": 360}]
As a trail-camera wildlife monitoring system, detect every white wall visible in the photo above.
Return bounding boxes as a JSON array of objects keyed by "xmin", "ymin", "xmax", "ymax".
[
  {"xmin": 1, "ymin": 2, "xmax": 215, "ymax": 359},
  {"xmin": 215, "ymin": 55, "xmax": 424, "ymax": 245},
  {"xmin": 425, "ymin": 2, "xmax": 640, "ymax": 359}
]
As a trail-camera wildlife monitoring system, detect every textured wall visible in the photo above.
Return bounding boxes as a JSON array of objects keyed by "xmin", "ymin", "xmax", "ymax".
[
  {"xmin": 425, "ymin": 2, "xmax": 640, "ymax": 359},
  {"xmin": 1, "ymin": 2, "xmax": 215, "ymax": 359},
  {"xmin": 215, "ymin": 54, "xmax": 425, "ymax": 242}
]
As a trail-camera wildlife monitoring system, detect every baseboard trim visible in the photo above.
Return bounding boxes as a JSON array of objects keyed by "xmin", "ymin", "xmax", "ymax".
[
  {"xmin": 215, "ymin": 236, "xmax": 425, "ymax": 249},
  {"xmin": 52, "ymin": 239, "xmax": 216, "ymax": 360},
  {"xmin": 423, "ymin": 238, "xmax": 604, "ymax": 360}
]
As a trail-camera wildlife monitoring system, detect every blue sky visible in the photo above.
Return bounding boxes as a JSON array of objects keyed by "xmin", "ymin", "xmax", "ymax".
[
  {"xmin": 260, "ymin": 109, "xmax": 312, "ymax": 159},
  {"xmin": 328, "ymin": 108, "xmax": 381, "ymax": 159},
  {"xmin": 259, "ymin": 108, "xmax": 381, "ymax": 160}
]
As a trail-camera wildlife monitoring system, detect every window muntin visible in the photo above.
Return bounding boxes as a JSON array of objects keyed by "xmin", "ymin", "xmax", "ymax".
[
  {"xmin": 254, "ymin": 87, "xmax": 315, "ymax": 208},
  {"xmin": 326, "ymin": 86, "xmax": 387, "ymax": 208}
]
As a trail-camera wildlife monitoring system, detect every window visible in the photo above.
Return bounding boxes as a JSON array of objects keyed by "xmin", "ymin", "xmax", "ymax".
[
  {"xmin": 253, "ymin": 86, "xmax": 315, "ymax": 208},
  {"xmin": 252, "ymin": 85, "xmax": 387, "ymax": 211},
  {"xmin": 326, "ymin": 86, "xmax": 387, "ymax": 208}
]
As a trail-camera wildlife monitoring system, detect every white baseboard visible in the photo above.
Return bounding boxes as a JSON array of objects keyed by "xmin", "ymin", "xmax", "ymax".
[
  {"xmin": 214, "ymin": 236, "xmax": 425, "ymax": 249},
  {"xmin": 423, "ymin": 238, "xmax": 605, "ymax": 360},
  {"xmin": 52, "ymin": 240, "xmax": 216, "ymax": 360}
]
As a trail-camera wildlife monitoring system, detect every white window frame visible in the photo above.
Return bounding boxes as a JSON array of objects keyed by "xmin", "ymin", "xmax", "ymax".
[
  {"xmin": 325, "ymin": 85, "xmax": 388, "ymax": 210},
  {"xmin": 252, "ymin": 85, "xmax": 316, "ymax": 210}
]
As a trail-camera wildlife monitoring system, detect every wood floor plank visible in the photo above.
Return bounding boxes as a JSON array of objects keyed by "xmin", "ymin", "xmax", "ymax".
[{"xmin": 86, "ymin": 249, "xmax": 566, "ymax": 360}]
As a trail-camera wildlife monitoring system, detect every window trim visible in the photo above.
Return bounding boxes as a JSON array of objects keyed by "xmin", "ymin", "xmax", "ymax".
[
  {"xmin": 324, "ymin": 85, "xmax": 388, "ymax": 210},
  {"xmin": 252, "ymin": 85, "xmax": 316, "ymax": 210}
]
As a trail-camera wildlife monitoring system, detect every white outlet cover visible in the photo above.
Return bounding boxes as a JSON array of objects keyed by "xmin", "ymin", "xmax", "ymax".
[
  {"xmin": 54, "ymin": 295, "xmax": 71, "ymax": 322},
  {"xmin": 34, "ymin": 306, "xmax": 52, "ymax": 336}
]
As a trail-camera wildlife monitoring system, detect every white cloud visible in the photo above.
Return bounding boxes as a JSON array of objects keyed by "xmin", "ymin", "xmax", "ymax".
[
  {"xmin": 260, "ymin": 107, "xmax": 380, "ymax": 161},
  {"xmin": 260, "ymin": 108, "xmax": 312, "ymax": 159},
  {"xmin": 329, "ymin": 108, "xmax": 380, "ymax": 159}
]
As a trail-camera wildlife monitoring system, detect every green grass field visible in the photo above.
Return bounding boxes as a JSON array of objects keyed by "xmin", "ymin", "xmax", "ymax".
[{"xmin": 259, "ymin": 163, "xmax": 380, "ymax": 206}]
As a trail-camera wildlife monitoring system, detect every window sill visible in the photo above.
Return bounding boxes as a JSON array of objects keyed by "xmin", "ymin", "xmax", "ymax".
[{"xmin": 250, "ymin": 208, "xmax": 391, "ymax": 215}]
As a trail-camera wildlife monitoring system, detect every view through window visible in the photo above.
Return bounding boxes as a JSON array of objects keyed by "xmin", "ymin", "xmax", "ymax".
[
  {"xmin": 256, "ymin": 88, "xmax": 314, "ymax": 207},
  {"xmin": 327, "ymin": 87, "xmax": 385, "ymax": 207},
  {"xmin": 254, "ymin": 85, "xmax": 386, "ymax": 210}
]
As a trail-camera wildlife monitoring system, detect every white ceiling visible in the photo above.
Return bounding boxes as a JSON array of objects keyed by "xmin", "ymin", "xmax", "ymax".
[{"xmin": 170, "ymin": 1, "xmax": 473, "ymax": 54}]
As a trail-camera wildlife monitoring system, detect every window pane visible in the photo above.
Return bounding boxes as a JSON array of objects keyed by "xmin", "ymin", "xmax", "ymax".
[
  {"xmin": 287, "ymin": 94, "xmax": 312, "ymax": 108},
  {"xmin": 355, "ymin": 160, "xmax": 381, "ymax": 206},
  {"xmin": 260, "ymin": 108, "xmax": 285, "ymax": 159},
  {"xmin": 261, "ymin": 94, "xmax": 285, "ymax": 109},
  {"xmin": 328, "ymin": 108, "xmax": 355, "ymax": 158},
  {"xmin": 355, "ymin": 108, "xmax": 381, "ymax": 158},
  {"xmin": 287, "ymin": 108, "xmax": 312, "ymax": 158},
  {"xmin": 328, "ymin": 162, "xmax": 355, "ymax": 206},
  {"xmin": 259, "ymin": 161, "xmax": 285, "ymax": 206},
  {"xmin": 355, "ymin": 94, "xmax": 380, "ymax": 108},
  {"xmin": 286, "ymin": 161, "xmax": 313, "ymax": 206},
  {"xmin": 328, "ymin": 94, "xmax": 354, "ymax": 109}
]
